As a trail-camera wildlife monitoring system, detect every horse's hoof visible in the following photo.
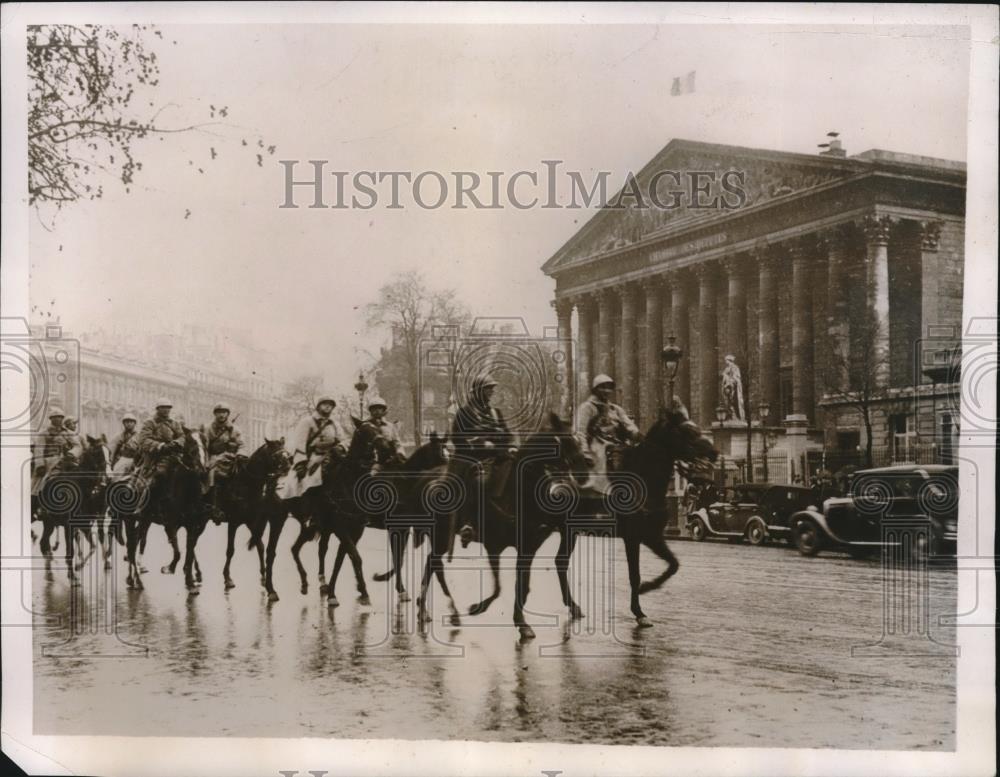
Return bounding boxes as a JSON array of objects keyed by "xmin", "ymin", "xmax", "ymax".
[
  {"xmin": 224, "ymin": 579, "xmax": 236, "ymax": 590},
  {"xmin": 44, "ymin": 571, "xmax": 54, "ymax": 582},
  {"xmin": 187, "ymin": 588, "xmax": 200, "ymax": 597},
  {"xmin": 267, "ymin": 591, "xmax": 280, "ymax": 603},
  {"xmin": 160, "ymin": 566, "xmax": 173, "ymax": 575},
  {"xmin": 327, "ymin": 596, "xmax": 340, "ymax": 608},
  {"xmin": 358, "ymin": 594, "xmax": 372, "ymax": 607},
  {"xmin": 449, "ymin": 612, "xmax": 462, "ymax": 627},
  {"xmin": 139, "ymin": 565, "xmax": 148, "ymax": 574},
  {"xmin": 318, "ymin": 583, "xmax": 329, "ymax": 595},
  {"xmin": 518, "ymin": 625, "xmax": 536, "ymax": 641},
  {"xmin": 300, "ymin": 584, "xmax": 308, "ymax": 595},
  {"xmin": 636, "ymin": 616, "xmax": 653, "ymax": 628},
  {"xmin": 71, "ymin": 577, "xmax": 81, "ymax": 588},
  {"xmin": 104, "ymin": 560, "xmax": 112, "ymax": 570},
  {"xmin": 398, "ymin": 591, "xmax": 411, "ymax": 603},
  {"xmin": 569, "ymin": 605, "xmax": 585, "ymax": 620},
  {"xmin": 126, "ymin": 577, "xmax": 134, "ymax": 589},
  {"xmin": 195, "ymin": 573, "xmax": 203, "ymax": 583}
]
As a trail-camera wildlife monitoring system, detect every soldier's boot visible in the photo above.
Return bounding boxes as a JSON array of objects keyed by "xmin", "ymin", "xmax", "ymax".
[{"xmin": 487, "ymin": 457, "xmax": 516, "ymax": 527}]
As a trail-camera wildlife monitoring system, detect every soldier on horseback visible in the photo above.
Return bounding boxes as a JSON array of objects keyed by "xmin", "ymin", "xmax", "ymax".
[
  {"xmin": 31, "ymin": 407, "xmax": 83, "ymax": 498},
  {"xmin": 280, "ymin": 396, "xmax": 348, "ymax": 499},
  {"xmin": 205, "ymin": 402, "xmax": 244, "ymax": 517},
  {"xmin": 450, "ymin": 374, "xmax": 517, "ymax": 524},
  {"xmin": 361, "ymin": 396, "xmax": 404, "ymax": 472},
  {"xmin": 135, "ymin": 398, "xmax": 187, "ymax": 497},
  {"xmin": 575, "ymin": 374, "xmax": 640, "ymax": 494},
  {"xmin": 110, "ymin": 413, "xmax": 140, "ymax": 479}
]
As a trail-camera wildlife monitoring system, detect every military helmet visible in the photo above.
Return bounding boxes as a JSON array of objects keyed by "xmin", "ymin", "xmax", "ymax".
[
  {"xmin": 367, "ymin": 396, "xmax": 387, "ymax": 410},
  {"xmin": 48, "ymin": 407, "xmax": 66, "ymax": 419},
  {"xmin": 155, "ymin": 397, "xmax": 173, "ymax": 409},
  {"xmin": 315, "ymin": 396, "xmax": 337, "ymax": 410},
  {"xmin": 122, "ymin": 413, "xmax": 137, "ymax": 423},
  {"xmin": 213, "ymin": 402, "xmax": 230, "ymax": 413},
  {"xmin": 592, "ymin": 374, "xmax": 616, "ymax": 390},
  {"xmin": 471, "ymin": 374, "xmax": 498, "ymax": 392}
]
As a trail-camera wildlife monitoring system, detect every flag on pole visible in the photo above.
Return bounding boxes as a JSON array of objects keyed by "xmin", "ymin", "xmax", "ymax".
[{"xmin": 671, "ymin": 71, "xmax": 696, "ymax": 96}]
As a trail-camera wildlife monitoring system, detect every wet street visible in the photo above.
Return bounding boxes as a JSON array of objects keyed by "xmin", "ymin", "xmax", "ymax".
[{"xmin": 31, "ymin": 522, "xmax": 957, "ymax": 749}]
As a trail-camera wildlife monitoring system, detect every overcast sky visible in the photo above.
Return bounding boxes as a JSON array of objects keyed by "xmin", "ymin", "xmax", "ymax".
[{"xmin": 29, "ymin": 22, "xmax": 970, "ymax": 396}]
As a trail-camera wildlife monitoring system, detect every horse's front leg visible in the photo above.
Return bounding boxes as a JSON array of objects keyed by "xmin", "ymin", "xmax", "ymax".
[
  {"xmin": 264, "ymin": 512, "xmax": 286, "ymax": 602},
  {"xmin": 290, "ymin": 521, "xmax": 313, "ymax": 595},
  {"xmin": 637, "ymin": 526, "xmax": 680, "ymax": 595},
  {"xmin": 331, "ymin": 520, "xmax": 369, "ymax": 606},
  {"xmin": 317, "ymin": 527, "xmax": 331, "ymax": 595},
  {"xmin": 624, "ymin": 533, "xmax": 652, "ymax": 628},
  {"xmin": 513, "ymin": 549, "xmax": 536, "ymax": 640},
  {"xmin": 65, "ymin": 520, "xmax": 79, "ymax": 586},
  {"xmin": 468, "ymin": 550, "xmax": 501, "ymax": 616},
  {"xmin": 431, "ymin": 550, "xmax": 460, "ymax": 626},
  {"xmin": 223, "ymin": 520, "xmax": 238, "ymax": 589},
  {"xmin": 555, "ymin": 530, "xmax": 584, "ymax": 620},
  {"xmin": 161, "ymin": 525, "xmax": 182, "ymax": 575},
  {"xmin": 183, "ymin": 525, "xmax": 201, "ymax": 593},
  {"xmin": 40, "ymin": 521, "xmax": 55, "ymax": 581}
]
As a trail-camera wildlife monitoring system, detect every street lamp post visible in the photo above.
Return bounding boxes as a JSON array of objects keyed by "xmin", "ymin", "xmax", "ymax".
[
  {"xmin": 354, "ymin": 372, "xmax": 369, "ymax": 418},
  {"xmin": 758, "ymin": 400, "xmax": 771, "ymax": 483},
  {"xmin": 660, "ymin": 335, "xmax": 683, "ymax": 410}
]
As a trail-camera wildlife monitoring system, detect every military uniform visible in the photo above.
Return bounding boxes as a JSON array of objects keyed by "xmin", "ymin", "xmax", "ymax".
[
  {"xmin": 363, "ymin": 416, "xmax": 403, "ymax": 455},
  {"xmin": 278, "ymin": 410, "xmax": 348, "ymax": 499},
  {"xmin": 575, "ymin": 376, "xmax": 640, "ymax": 495},
  {"xmin": 110, "ymin": 427, "xmax": 141, "ymax": 478},
  {"xmin": 31, "ymin": 420, "xmax": 83, "ymax": 495},
  {"xmin": 136, "ymin": 415, "xmax": 187, "ymax": 477},
  {"xmin": 206, "ymin": 419, "xmax": 244, "ymax": 486}
]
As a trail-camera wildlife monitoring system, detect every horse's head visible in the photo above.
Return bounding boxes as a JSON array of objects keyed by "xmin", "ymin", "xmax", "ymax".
[
  {"xmin": 641, "ymin": 405, "xmax": 719, "ymax": 477},
  {"xmin": 181, "ymin": 428, "xmax": 208, "ymax": 472},
  {"xmin": 405, "ymin": 431, "xmax": 452, "ymax": 472},
  {"xmin": 249, "ymin": 438, "xmax": 291, "ymax": 481},
  {"xmin": 522, "ymin": 412, "xmax": 590, "ymax": 485}
]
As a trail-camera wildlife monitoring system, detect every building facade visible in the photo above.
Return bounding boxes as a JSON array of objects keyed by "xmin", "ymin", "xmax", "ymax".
[
  {"xmin": 543, "ymin": 139, "xmax": 965, "ymax": 472},
  {"xmin": 33, "ymin": 323, "xmax": 300, "ymax": 449}
]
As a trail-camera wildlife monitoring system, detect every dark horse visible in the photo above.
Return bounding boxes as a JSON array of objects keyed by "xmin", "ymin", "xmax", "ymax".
[
  {"xmin": 37, "ymin": 436, "xmax": 111, "ymax": 585},
  {"xmin": 376, "ymin": 412, "xmax": 589, "ymax": 637},
  {"xmin": 329, "ymin": 430, "xmax": 452, "ymax": 610},
  {"xmin": 213, "ymin": 439, "xmax": 290, "ymax": 591},
  {"xmin": 565, "ymin": 406, "xmax": 718, "ymax": 628},
  {"xmin": 271, "ymin": 420, "xmax": 375, "ymax": 606},
  {"xmin": 111, "ymin": 427, "xmax": 212, "ymax": 592}
]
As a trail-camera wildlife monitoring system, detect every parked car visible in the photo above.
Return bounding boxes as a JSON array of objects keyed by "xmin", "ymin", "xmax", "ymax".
[
  {"xmin": 788, "ymin": 464, "xmax": 958, "ymax": 558},
  {"xmin": 686, "ymin": 483, "xmax": 819, "ymax": 545}
]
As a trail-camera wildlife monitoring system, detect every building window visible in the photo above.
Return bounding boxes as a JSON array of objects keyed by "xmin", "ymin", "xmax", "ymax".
[
  {"xmin": 778, "ymin": 367, "xmax": 793, "ymax": 422},
  {"xmin": 890, "ymin": 413, "xmax": 916, "ymax": 462},
  {"xmin": 939, "ymin": 413, "xmax": 957, "ymax": 465},
  {"xmin": 836, "ymin": 430, "xmax": 860, "ymax": 452}
]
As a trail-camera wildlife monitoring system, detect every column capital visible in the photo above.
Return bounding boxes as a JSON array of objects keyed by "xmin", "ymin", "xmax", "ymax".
[
  {"xmin": 861, "ymin": 214, "xmax": 895, "ymax": 246},
  {"xmin": 618, "ymin": 282, "xmax": 640, "ymax": 303},
  {"xmin": 919, "ymin": 220, "xmax": 942, "ymax": 252},
  {"xmin": 552, "ymin": 297, "xmax": 574, "ymax": 317},
  {"xmin": 693, "ymin": 261, "xmax": 717, "ymax": 282},
  {"xmin": 722, "ymin": 254, "xmax": 748, "ymax": 277}
]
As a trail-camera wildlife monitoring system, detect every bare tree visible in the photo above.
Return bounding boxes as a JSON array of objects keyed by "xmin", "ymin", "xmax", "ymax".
[
  {"xmin": 27, "ymin": 24, "xmax": 274, "ymax": 216},
  {"xmin": 365, "ymin": 270, "xmax": 467, "ymax": 445},
  {"xmin": 283, "ymin": 374, "xmax": 324, "ymax": 417}
]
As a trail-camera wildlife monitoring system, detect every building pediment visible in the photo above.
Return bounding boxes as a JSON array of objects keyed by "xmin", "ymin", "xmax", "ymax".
[{"xmin": 543, "ymin": 139, "xmax": 864, "ymax": 275}]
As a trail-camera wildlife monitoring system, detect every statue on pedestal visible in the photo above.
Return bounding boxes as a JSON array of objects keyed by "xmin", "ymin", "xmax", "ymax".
[{"xmin": 721, "ymin": 354, "xmax": 745, "ymax": 421}]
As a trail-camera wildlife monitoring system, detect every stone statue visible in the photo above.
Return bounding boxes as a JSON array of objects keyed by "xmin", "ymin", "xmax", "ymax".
[{"xmin": 721, "ymin": 355, "xmax": 745, "ymax": 421}]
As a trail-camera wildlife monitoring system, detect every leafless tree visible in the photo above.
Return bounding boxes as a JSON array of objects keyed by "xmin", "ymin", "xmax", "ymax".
[
  {"xmin": 365, "ymin": 270, "xmax": 467, "ymax": 445},
  {"xmin": 283, "ymin": 374, "xmax": 325, "ymax": 418},
  {"xmin": 27, "ymin": 24, "xmax": 274, "ymax": 217}
]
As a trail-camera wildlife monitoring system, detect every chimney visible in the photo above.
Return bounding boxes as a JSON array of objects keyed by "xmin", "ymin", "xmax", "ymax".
[{"xmin": 817, "ymin": 131, "xmax": 846, "ymax": 158}]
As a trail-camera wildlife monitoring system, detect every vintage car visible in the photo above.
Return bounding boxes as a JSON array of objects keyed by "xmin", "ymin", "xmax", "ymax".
[
  {"xmin": 788, "ymin": 464, "xmax": 958, "ymax": 558},
  {"xmin": 686, "ymin": 483, "xmax": 819, "ymax": 545}
]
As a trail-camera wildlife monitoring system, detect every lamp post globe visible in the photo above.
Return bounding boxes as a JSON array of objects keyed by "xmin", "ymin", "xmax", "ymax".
[{"xmin": 354, "ymin": 372, "xmax": 369, "ymax": 417}]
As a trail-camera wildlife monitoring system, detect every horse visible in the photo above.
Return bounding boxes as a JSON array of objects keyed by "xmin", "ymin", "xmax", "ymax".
[
  {"xmin": 112, "ymin": 426, "xmax": 212, "ymax": 592},
  {"xmin": 330, "ymin": 430, "xmax": 452, "ymax": 609},
  {"xmin": 211, "ymin": 439, "xmax": 289, "ymax": 591},
  {"xmin": 394, "ymin": 412, "xmax": 588, "ymax": 638},
  {"xmin": 567, "ymin": 406, "xmax": 718, "ymax": 628},
  {"xmin": 36, "ymin": 435, "xmax": 111, "ymax": 585},
  {"xmin": 272, "ymin": 420, "xmax": 376, "ymax": 605}
]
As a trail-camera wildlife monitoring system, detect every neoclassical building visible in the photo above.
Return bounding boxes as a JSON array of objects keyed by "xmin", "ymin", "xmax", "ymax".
[{"xmin": 543, "ymin": 139, "xmax": 965, "ymax": 464}]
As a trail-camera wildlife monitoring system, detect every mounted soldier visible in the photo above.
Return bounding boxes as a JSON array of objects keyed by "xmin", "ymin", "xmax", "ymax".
[
  {"xmin": 31, "ymin": 407, "xmax": 83, "ymax": 497},
  {"xmin": 205, "ymin": 402, "xmax": 244, "ymax": 508},
  {"xmin": 361, "ymin": 396, "xmax": 405, "ymax": 472},
  {"xmin": 279, "ymin": 396, "xmax": 348, "ymax": 500},
  {"xmin": 575, "ymin": 374, "xmax": 640, "ymax": 494},
  {"xmin": 135, "ymin": 398, "xmax": 187, "ymax": 492},
  {"xmin": 110, "ymin": 413, "xmax": 140, "ymax": 479},
  {"xmin": 450, "ymin": 374, "xmax": 517, "ymax": 522}
]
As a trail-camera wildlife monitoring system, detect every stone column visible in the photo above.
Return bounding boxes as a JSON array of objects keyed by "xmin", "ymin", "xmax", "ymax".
[
  {"xmin": 725, "ymin": 256, "xmax": 748, "ymax": 374},
  {"xmin": 596, "ymin": 287, "xmax": 614, "ymax": 378},
  {"xmin": 669, "ymin": 271, "xmax": 691, "ymax": 410},
  {"xmin": 619, "ymin": 284, "xmax": 639, "ymax": 418},
  {"xmin": 554, "ymin": 298, "xmax": 574, "ymax": 418},
  {"xmin": 918, "ymin": 220, "xmax": 942, "ymax": 349},
  {"xmin": 642, "ymin": 277, "xmax": 664, "ymax": 424},
  {"xmin": 575, "ymin": 296, "xmax": 594, "ymax": 410},
  {"xmin": 789, "ymin": 238, "xmax": 815, "ymax": 421},
  {"xmin": 757, "ymin": 250, "xmax": 780, "ymax": 425},
  {"xmin": 696, "ymin": 263, "xmax": 719, "ymax": 425},
  {"xmin": 824, "ymin": 226, "xmax": 850, "ymax": 371},
  {"xmin": 863, "ymin": 215, "xmax": 893, "ymax": 389}
]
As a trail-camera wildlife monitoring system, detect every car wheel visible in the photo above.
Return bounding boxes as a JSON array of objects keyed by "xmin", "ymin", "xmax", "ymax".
[
  {"xmin": 689, "ymin": 518, "xmax": 707, "ymax": 542},
  {"xmin": 746, "ymin": 521, "xmax": 767, "ymax": 546},
  {"xmin": 794, "ymin": 521, "xmax": 822, "ymax": 556}
]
